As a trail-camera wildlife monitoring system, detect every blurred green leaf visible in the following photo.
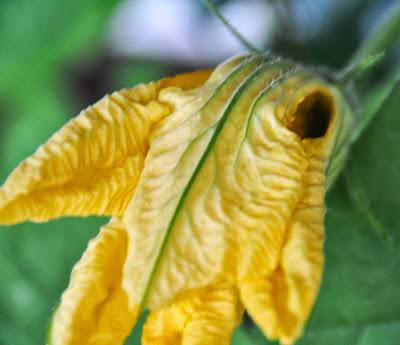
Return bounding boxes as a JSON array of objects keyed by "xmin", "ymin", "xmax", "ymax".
[
  {"xmin": 232, "ymin": 326, "xmax": 258, "ymax": 345},
  {"xmin": 0, "ymin": 80, "xmax": 72, "ymax": 177},
  {"xmin": 0, "ymin": 217, "xmax": 104, "ymax": 345},
  {"xmin": 0, "ymin": 0, "xmax": 119, "ymax": 95},
  {"xmin": 0, "ymin": 0, "xmax": 121, "ymax": 175},
  {"xmin": 0, "ymin": 0, "xmax": 119, "ymax": 344}
]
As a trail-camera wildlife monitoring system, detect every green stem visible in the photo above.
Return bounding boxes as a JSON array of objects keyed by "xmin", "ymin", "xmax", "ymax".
[
  {"xmin": 338, "ymin": 3, "xmax": 400, "ymax": 145},
  {"xmin": 344, "ymin": 2, "xmax": 400, "ymax": 74},
  {"xmin": 337, "ymin": 3, "xmax": 400, "ymax": 86},
  {"xmin": 337, "ymin": 52, "xmax": 384, "ymax": 87},
  {"xmin": 204, "ymin": 0, "xmax": 261, "ymax": 54}
]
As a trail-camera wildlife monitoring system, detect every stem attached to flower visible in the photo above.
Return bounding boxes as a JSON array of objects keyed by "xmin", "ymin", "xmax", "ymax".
[
  {"xmin": 348, "ymin": 3, "xmax": 400, "ymax": 68},
  {"xmin": 203, "ymin": 0, "xmax": 261, "ymax": 54},
  {"xmin": 340, "ymin": 2, "xmax": 400, "ymax": 84},
  {"xmin": 337, "ymin": 3, "xmax": 400, "ymax": 146},
  {"xmin": 337, "ymin": 52, "xmax": 384, "ymax": 87}
]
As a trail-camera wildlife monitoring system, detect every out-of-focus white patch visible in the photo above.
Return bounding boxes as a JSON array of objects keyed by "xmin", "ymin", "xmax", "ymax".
[{"xmin": 108, "ymin": 0, "xmax": 276, "ymax": 65}]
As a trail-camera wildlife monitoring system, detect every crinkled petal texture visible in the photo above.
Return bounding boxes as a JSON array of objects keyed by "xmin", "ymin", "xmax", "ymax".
[
  {"xmin": 0, "ymin": 69, "xmax": 211, "ymax": 224},
  {"xmin": 238, "ymin": 140, "xmax": 327, "ymax": 343},
  {"xmin": 0, "ymin": 54, "xmax": 354, "ymax": 345},
  {"xmin": 49, "ymin": 218, "xmax": 137, "ymax": 345},
  {"xmin": 120, "ymin": 55, "xmax": 352, "ymax": 344},
  {"xmin": 142, "ymin": 282, "xmax": 243, "ymax": 345}
]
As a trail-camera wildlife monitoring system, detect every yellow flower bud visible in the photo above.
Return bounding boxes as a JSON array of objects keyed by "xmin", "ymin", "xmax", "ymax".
[{"xmin": 0, "ymin": 54, "xmax": 354, "ymax": 345}]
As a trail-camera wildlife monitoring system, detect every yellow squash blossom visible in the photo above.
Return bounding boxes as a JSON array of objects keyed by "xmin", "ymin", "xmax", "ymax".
[{"xmin": 0, "ymin": 54, "xmax": 353, "ymax": 345}]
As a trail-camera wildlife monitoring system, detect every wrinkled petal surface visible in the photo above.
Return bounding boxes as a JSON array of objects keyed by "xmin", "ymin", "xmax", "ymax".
[
  {"xmin": 49, "ymin": 218, "xmax": 137, "ymax": 345},
  {"xmin": 239, "ymin": 140, "xmax": 327, "ymax": 343},
  {"xmin": 121, "ymin": 56, "xmax": 352, "ymax": 344},
  {"xmin": 0, "ymin": 69, "xmax": 212, "ymax": 225},
  {"xmin": 0, "ymin": 54, "xmax": 354, "ymax": 345},
  {"xmin": 142, "ymin": 282, "xmax": 243, "ymax": 345}
]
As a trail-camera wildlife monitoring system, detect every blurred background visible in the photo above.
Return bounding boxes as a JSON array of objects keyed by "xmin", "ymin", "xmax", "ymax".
[{"xmin": 0, "ymin": 0, "xmax": 399, "ymax": 344}]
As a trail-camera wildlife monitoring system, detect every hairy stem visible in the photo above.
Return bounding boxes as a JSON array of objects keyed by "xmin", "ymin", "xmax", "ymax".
[
  {"xmin": 204, "ymin": 0, "xmax": 261, "ymax": 54},
  {"xmin": 349, "ymin": 3, "xmax": 400, "ymax": 67}
]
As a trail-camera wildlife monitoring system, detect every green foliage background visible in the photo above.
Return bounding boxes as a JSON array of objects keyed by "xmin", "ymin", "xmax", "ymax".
[{"xmin": 0, "ymin": 0, "xmax": 399, "ymax": 344}]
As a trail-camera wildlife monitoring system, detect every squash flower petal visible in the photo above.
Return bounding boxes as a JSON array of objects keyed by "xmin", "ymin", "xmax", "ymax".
[
  {"xmin": 142, "ymin": 282, "xmax": 243, "ymax": 345},
  {"xmin": 0, "ymin": 54, "xmax": 353, "ymax": 345},
  {"xmin": 0, "ymin": 69, "xmax": 212, "ymax": 224},
  {"xmin": 49, "ymin": 218, "xmax": 137, "ymax": 345}
]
